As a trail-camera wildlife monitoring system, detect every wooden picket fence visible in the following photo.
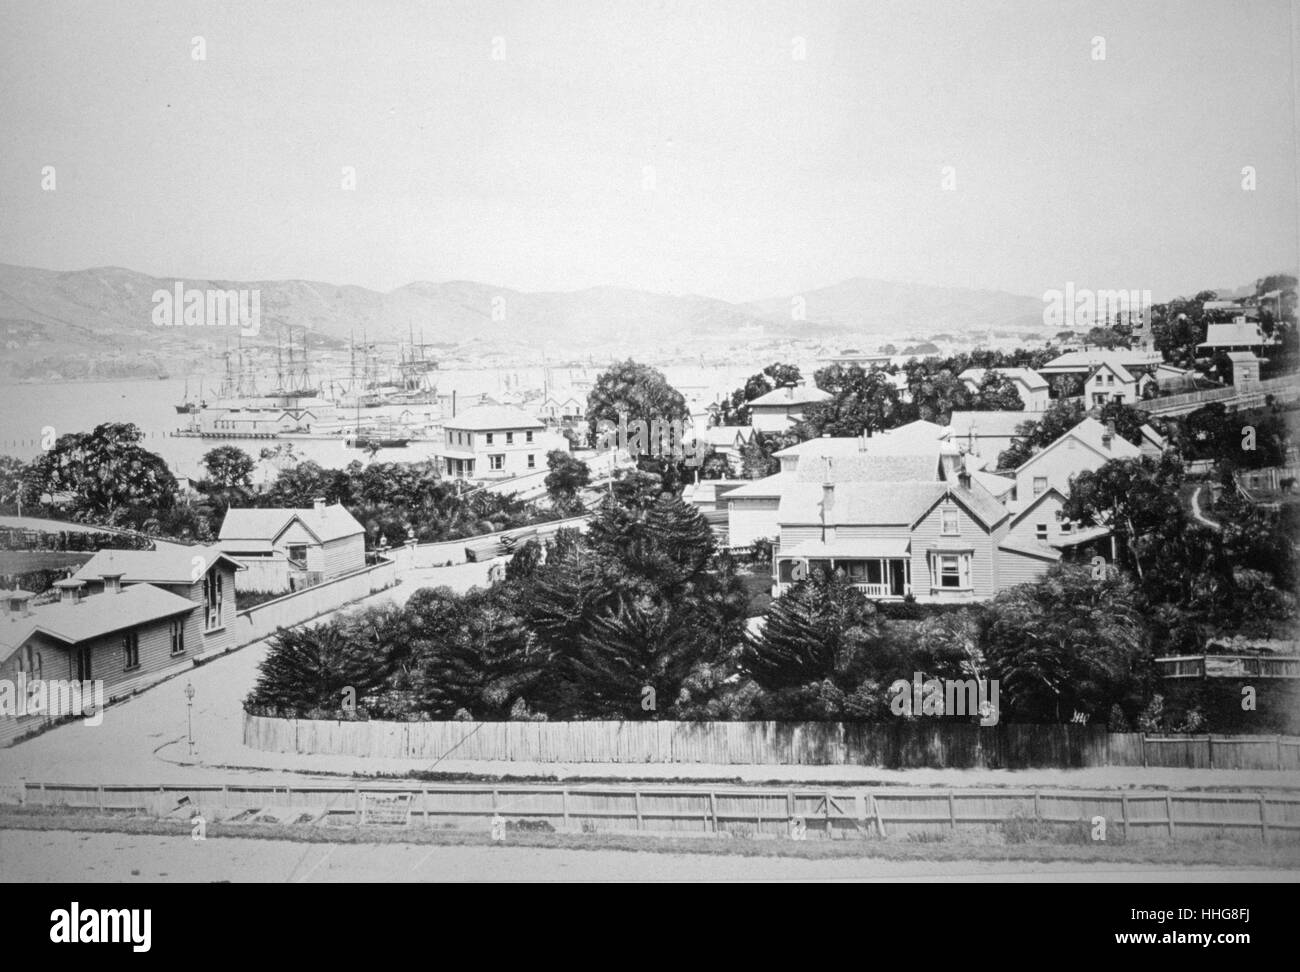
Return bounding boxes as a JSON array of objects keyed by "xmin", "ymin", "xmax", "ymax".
[
  {"xmin": 10, "ymin": 779, "xmax": 1300, "ymax": 843},
  {"xmin": 243, "ymin": 715, "xmax": 1300, "ymax": 771}
]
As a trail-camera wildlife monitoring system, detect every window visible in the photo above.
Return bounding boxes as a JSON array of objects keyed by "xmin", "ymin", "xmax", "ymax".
[
  {"xmin": 940, "ymin": 509, "xmax": 960, "ymax": 535},
  {"xmin": 287, "ymin": 544, "xmax": 308, "ymax": 566},
  {"xmin": 485, "ymin": 433, "xmax": 494, "ymax": 445},
  {"xmin": 527, "ymin": 454, "xmax": 536, "ymax": 469},
  {"xmin": 506, "ymin": 431, "xmax": 514, "ymax": 444},
  {"xmin": 1032, "ymin": 476, "xmax": 1048, "ymax": 496},
  {"xmin": 1060, "ymin": 519, "xmax": 1073, "ymax": 534},
  {"xmin": 1035, "ymin": 523, "xmax": 1048, "ymax": 540},
  {"xmin": 525, "ymin": 430, "xmax": 534, "ymax": 443},
  {"xmin": 170, "ymin": 619, "xmax": 185, "ymax": 655},
  {"xmin": 204, "ymin": 569, "xmax": 224, "ymax": 630},
  {"xmin": 489, "ymin": 454, "xmax": 505, "ymax": 471},
  {"xmin": 1106, "ymin": 373, "xmax": 1114, "ymax": 385},
  {"xmin": 123, "ymin": 631, "xmax": 140, "ymax": 670},
  {"xmin": 931, "ymin": 552, "xmax": 971, "ymax": 591}
]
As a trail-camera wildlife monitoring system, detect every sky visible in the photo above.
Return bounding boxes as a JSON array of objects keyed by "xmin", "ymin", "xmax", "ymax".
[{"xmin": 0, "ymin": 0, "xmax": 1296, "ymax": 303}]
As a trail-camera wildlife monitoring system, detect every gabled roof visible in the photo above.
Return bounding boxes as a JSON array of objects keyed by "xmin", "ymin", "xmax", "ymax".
[
  {"xmin": 748, "ymin": 384, "xmax": 832, "ymax": 408},
  {"xmin": 1015, "ymin": 417, "xmax": 1141, "ymax": 473},
  {"xmin": 1198, "ymin": 321, "xmax": 1276, "ymax": 349},
  {"xmin": 1086, "ymin": 360, "xmax": 1135, "ymax": 383},
  {"xmin": 442, "ymin": 404, "xmax": 545, "ymax": 431},
  {"xmin": 0, "ymin": 584, "xmax": 196, "ymax": 661},
  {"xmin": 911, "ymin": 481, "xmax": 1010, "ymax": 530},
  {"xmin": 1039, "ymin": 349, "xmax": 1162, "ymax": 372},
  {"xmin": 1009, "ymin": 486, "xmax": 1067, "ymax": 528},
  {"xmin": 73, "ymin": 545, "xmax": 243, "ymax": 585},
  {"xmin": 219, "ymin": 504, "xmax": 365, "ymax": 545}
]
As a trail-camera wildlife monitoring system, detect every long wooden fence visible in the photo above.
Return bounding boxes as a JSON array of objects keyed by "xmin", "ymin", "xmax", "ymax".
[
  {"xmin": 8, "ymin": 780, "xmax": 1300, "ymax": 843},
  {"xmin": 243, "ymin": 715, "xmax": 1300, "ymax": 770}
]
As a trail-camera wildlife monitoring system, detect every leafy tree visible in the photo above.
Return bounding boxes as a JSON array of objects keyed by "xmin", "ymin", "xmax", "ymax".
[
  {"xmin": 982, "ymin": 565, "xmax": 1149, "ymax": 723},
  {"xmin": 796, "ymin": 365, "xmax": 901, "ymax": 437},
  {"xmin": 202, "ymin": 445, "xmax": 255, "ymax": 488},
  {"xmin": 1061, "ymin": 453, "xmax": 1185, "ymax": 576},
  {"xmin": 544, "ymin": 450, "xmax": 590, "ymax": 512},
  {"xmin": 586, "ymin": 359, "xmax": 688, "ymax": 439},
  {"xmin": 23, "ymin": 423, "xmax": 177, "ymax": 528},
  {"xmin": 1094, "ymin": 401, "xmax": 1147, "ymax": 447},
  {"xmin": 738, "ymin": 429, "xmax": 796, "ymax": 479},
  {"xmin": 0, "ymin": 456, "xmax": 27, "ymax": 513}
]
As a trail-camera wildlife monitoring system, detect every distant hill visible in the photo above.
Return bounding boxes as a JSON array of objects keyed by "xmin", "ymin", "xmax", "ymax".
[
  {"xmin": 0, "ymin": 263, "xmax": 1055, "ymax": 379},
  {"xmin": 742, "ymin": 277, "xmax": 1046, "ymax": 336}
]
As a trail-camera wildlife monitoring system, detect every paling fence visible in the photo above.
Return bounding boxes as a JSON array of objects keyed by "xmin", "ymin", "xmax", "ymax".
[
  {"xmin": 9, "ymin": 780, "xmax": 1300, "ymax": 842},
  {"xmin": 243, "ymin": 715, "xmax": 1300, "ymax": 771}
]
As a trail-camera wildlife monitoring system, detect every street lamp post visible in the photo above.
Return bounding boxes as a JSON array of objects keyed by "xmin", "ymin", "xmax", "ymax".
[{"xmin": 185, "ymin": 681, "xmax": 196, "ymax": 757}]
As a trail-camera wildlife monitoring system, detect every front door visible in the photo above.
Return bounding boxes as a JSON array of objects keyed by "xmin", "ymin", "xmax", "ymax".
[{"xmin": 889, "ymin": 559, "xmax": 906, "ymax": 596}]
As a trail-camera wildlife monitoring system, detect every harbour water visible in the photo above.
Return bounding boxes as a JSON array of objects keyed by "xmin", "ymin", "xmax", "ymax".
[{"xmin": 0, "ymin": 362, "xmax": 753, "ymax": 480}]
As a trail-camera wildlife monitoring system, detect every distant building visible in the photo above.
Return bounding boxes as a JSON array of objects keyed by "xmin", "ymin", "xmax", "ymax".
[
  {"xmin": 1226, "ymin": 350, "xmax": 1261, "ymax": 385},
  {"xmin": 818, "ymin": 350, "xmax": 892, "ymax": 369},
  {"xmin": 439, "ymin": 404, "xmax": 553, "ymax": 480},
  {"xmin": 747, "ymin": 383, "xmax": 832, "ymax": 433},
  {"xmin": 218, "ymin": 499, "xmax": 366, "ymax": 592},
  {"xmin": 1084, "ymin": 360, "xmax": 1140, "ymax": 406},
  {"xmin": 697, "ymin": 425, "xmax": 756, "ymax": 471},
  {"xmin": 1197, "ymin": 321, "xmax": 1278, "ymax": 354},
  {"xmin": 1038, "ymin": 348, "xmax": 1163, "ymax": 381}
]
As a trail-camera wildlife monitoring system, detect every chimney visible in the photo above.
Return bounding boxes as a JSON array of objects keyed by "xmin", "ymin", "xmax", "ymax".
[
  {"xmin": 100, "ymin": 572, "xmax": 124, "ymax": 595},
  {"xmin": 54, "ymin": 579, "xmax": 85, "ymax": 605},
  {"xmin": 1102, "ymin": 421, "xmax": 1115, "ymax": 449},
  {"xmin": 939, "ymin": 441, "xmax": 961, "ymax": 482},
  {"xmin": 820, "ymin": 464, "xmax": 835, "ymax": 542},
  {"xmin": 957, "ymin": 458, "xmax": 971, "ymax": 490},
  {"xmin": 313, "ymin": 496, "xmax": 326, "ymax": 511}
]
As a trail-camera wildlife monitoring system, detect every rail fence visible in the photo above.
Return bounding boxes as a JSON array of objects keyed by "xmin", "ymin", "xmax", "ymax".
[
  {"xmin": 243, "ymin": 715, "xmax": 1300, "ymax": 771},
  {"xmin": 7, "ymin": 780, "xmax": 1300, "ymax": 843},
  {"xmin": 1138, "ymin": 374, "xmax": 1300, "ymax": 417}
]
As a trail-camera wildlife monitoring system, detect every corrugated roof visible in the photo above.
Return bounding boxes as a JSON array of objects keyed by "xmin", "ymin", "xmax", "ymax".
[
  {"xmin": 1040, "ymin": 349, "xmax": 1162, "ymax": 372},
  {"xmin": 779, "ymin": 482, "xmax": 946, "ymax": 526},
  {"xmin": 442, "ymin": 404, "xmax": 545, "ymax": 431},
  {"xmin": 73, "ymin": 545, "xmax": 243, "ymax": 585},
  {"xmin": 998, "ymin": 537, "xmax": 1062, "ymax": 561},
  {"xmin": 948, "ymin": 410, "xmax": 1040, "ymax": 438},
  {"xmin": 779, "ymin": 539, "xmax": 911, "ymax": 559},
  {"xmin": 219, "ymin": 504, "xmax": 364, "ymax": 544},
  {"xmin": 794, "ymin": 451, "xmax": 939, "ymax": 483}
]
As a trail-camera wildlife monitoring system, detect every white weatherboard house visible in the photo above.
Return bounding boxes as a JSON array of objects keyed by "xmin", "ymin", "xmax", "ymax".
[
  {"xmin": 1007, "ymin": 417, "xmax": 1140, "ymax": 511},
  {"xmin": 218, "ymin": 500, "xmax": 366, "ymax": 592},
  {"xmin": 440, "ymin": 404, "xmax": 554, "ymax": 480},
  {"xmin": 747, "ymin": 383, "xmax": 832, "ymax": 433}
]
